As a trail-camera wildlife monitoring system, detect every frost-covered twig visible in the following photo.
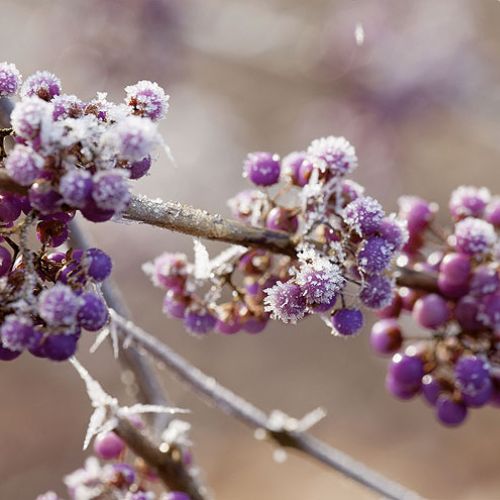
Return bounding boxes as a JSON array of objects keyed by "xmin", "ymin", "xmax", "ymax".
[
  {"xmin": 69, "ymin": 357, "xmax": 207, "ymax": 500},
  {"xmin": 111, "ymin": 311, "xmax": 421, "ymax": 500}
]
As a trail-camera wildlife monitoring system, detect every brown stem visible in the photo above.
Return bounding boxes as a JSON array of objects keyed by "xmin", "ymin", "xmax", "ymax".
[{"xmin": 114, "ymin": 419, "xmax": 207, "ymax": 500}]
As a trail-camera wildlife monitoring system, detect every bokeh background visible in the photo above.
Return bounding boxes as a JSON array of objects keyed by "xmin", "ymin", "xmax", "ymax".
[{"xmin": 1, "ymin": 0, "xmax": 500, "ymax": 498}]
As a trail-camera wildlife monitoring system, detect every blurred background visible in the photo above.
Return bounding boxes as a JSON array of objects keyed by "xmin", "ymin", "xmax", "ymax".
[{"xmin": 1, "ymin": 0, "xmax": 500, "ymax": 498}]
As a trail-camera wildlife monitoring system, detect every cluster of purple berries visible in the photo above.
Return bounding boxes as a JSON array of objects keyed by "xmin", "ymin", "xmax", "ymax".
[
  {"xmin": 371, "ymin": 186, "xmax": 500, "ymax": 426},
  {"xmin": 1, "ymin": 62, "xmax": 167, "ymax": 228},
  {"xmin": 0, "ymin": 244, "xmax": 111, "ymax": 362},
  {"xmin": 38, "ymin": 418, "xmax": 192, "ymax": 500},
  {"xmin": 146, "ymin": 136, "xmax": 407, "ymax": 336}
]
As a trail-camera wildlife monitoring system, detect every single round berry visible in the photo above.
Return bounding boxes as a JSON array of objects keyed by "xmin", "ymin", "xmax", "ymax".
[
  {"xmin": 485, "ymin": 197, "xmax": 500, "ymax": 227},
  {"xmin": 282, "ymin": 151, "xmax": 307, "ymax": 186},
  {"xmin": 43, "ymin": 333, "xmax": 79, "ymax": 361},
  {"xmin": 77, "ymin": 292, "xmax": 109, "ymax": 331},
  {"xmin": 94, "ymin": 432, "xmax": 125, "ymax": 460},
  {"xmin": 29, "ymin": 181, "xmax": 63, "ymax": 214},
  {"xmin": 91, "ymin": 171, "xmax": 130, "ymax": 213},
  {"xmin": 244, "ymin": 152, "xmax": 281, "ymax": 186},
  {"xmin": 344, "ymin": 196, "xmax": 385, "ymax": 236},
  {"xmin": 360, "ymin": 275, "xmax": 394, "ymax": 310},
  {"xmin": 455, "ymin": 355, "xmax": 490, "ymax": 396},
  {"xmin": 357, "ymin": 237, "xmax": 394, "ymax": 274},
  {"xmin": 436, "ymin": 395, "xmax": 467, "ymax": 427},
  {"xmin": 454, "ymin": 217, "xmax": 496, "ymax": 256},
  {"xmin": 370, "ymin": 319, "xmax": 402, "ymax": 355},
  {"xmin": 52, "ymin": 94, "xmax": 84, "ymax": 120},
  {"xmin": 331, "ymin": 308, "xmax": 363, "ymax": 336},
  {"xmin": 38, "ymin": 283, "xmax": 81, "ymax": 327},
  {"xmin": 0, "ymin": 315, "xmax": 39, "ymax": 351},
  {"xmin": 125, "ymin": 80, "xmax": 169, "ymax": 121},
  {"xmin": 264, "ymin": 281, "xmax": 307, "ymax": 324},
  {"xmin": 20, "ymin": 71, "xmax": 61, "ymax": 100},
  {"xmin": 478, "ymin": 293, "xmax": 500, "ymax": 329},
  {"xmin": 306, "ymin": 135, "xmax": 357, "ymax": 175},
  {"xmin": 163, "ymin": 291, "xmax": 189, "ymax": 319},
  {"xmin": 59, "ymin": 170, "xmax": 93, "ymax": 209},
  {"xmin": 11, "ymin": 96, "xmax": 51, "ymax": 139},
  {"xmin": 296, "ymin": 260, "xmax": 343, "ymax": 306},
  {"xmin": 377, "ymin": 217, "xmax": 408, "ymax": 251},
  {"xmin": 0, "ymin": 194, "xmax": 22, "ymax": 223},
  {"xmin": 398, "ymin": 196, "xmax": 435, "ymax": 234},
  {"xmin": 5, "ymin": 145, "xmax": 44, "ymax": 186},
  {"xmin": 412, "ymin": 294, "xmax": 450, "ymax": 329},
  {"xmin": 184, "ymin": 308, "xmax": 216, "ymax": 334},
  {"xmin": 0, "ymin": 341, "xmax": 22, "ymax": 361},
  {"xmin": 455, "ymin": 295, "xmax": 482, "ymax": 332},
  {"xmin": 82, "ymin": 248, "xmax": 112, "ymax": 282},
  {"xmin": 128, "ymin": 156, "xmax": 152, "ymax": 180},
  {"xmin": 0, "ymin": 62, "xmax": 22, "ymax": 96},
  {"xmin": 449, "ymin": 186, "xmax": 490, "ymax": 220},
  {"xmin": 470, "ymin": 265, "xmax": 499, "ymax": 296},
  {"xmin": 388, "ymin": 353, "xmax": 424, "ymax": 387}
]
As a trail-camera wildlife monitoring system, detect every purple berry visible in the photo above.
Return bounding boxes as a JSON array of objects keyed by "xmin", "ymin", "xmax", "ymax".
[
  {"xmin": 51, "ymin": 94, "xmax": 84, "ymax": 120},
  {"xmin": 412, "ymin": 294, "xmax": 450, "ymax": 329},
  {"xmin": 282, "ymin": 151, "xmax": 307, "ymax": 186},
  {"xmin": 436, "ymin": 395, "xmax": 467, "ymax": 427},
  {"xmin": 81, "ymin": 198, "xmax": 115, "ymax": 223},
  {"xmin": 344, "ymin": 196, "xmax": 385, "ymax": 236},
  {"xmin": 306, "ymin": 136, "xmax": 357, "ymax": 175},
  {"xmin": 28, "ymin": 181, "xmax": 62, "ymax": 214},
  {"xmin": 82, "ymin": 248, "xmax": 112, "ymax": 282},
  {"xmin": 125, "ymin": 80, "xmax": 169, "ymax": 121},
  {"xmin": 0, "ymin": 62, "xmax": 22, "ymax": 96},
  {"xmin": 244, "ymin": 152, "xmax": 281, "ymax": 186},
  {"xmin": 421, "ymin": 375, "xmax": 442, "ymax": 406},
  {"xmin": 242, "ymin": 315, "xmax": 268, "ymax": 334},
  {"xmin": 59, "ymin": 170, "xmax": 93, "ymax": 208},
  {"xmin": 0, "ymin": 315, "xmax": 40, "ymax": 351},
  {"xmin": 357, "ymin": 236, "xmax": 394, "ymax": 274},
  {"xmin": 385, "ymin": 374, "xmax": 420, "ymax": 400},
  {"xmin": 91, "ymin": 171, "xmax": 130, "ymax": 213},
  {"xmin": 265, "ymin": 207, "xmax": 299, "ymax": 233},
  {"xmin": 110, "ymin": 463, "xmax": 136, "ymax": 485},
  {"xmin": 477, "ymin": 293, "xmax": 500, "ymax": 329},
  {"xmin": 360, "ymin": 274, "xmax": 394, "ymax": 309},
  {"xmin": 264, "ymin": 281, "xmax": 307, "ymax": 324},
  {"xmin": 449, "ymin": 186, "xmax": 490, "ymax": 220},
  {"xmin": 398, "ymin": 196, "xmax": 435, "ymax": 234},
  {"xmin": 38, "ymin": 283, "xmax": 81, "ymax": 327},
  {"xmin": 485, "ymin": 197, "xmax": 500, "ymax": 227},
  {"xmin": 43, "ymin": 333, "xmax": 79, "ymax": 361},
  {"xmin": 0, "ymin": 194, "xmax": 22, "ymax": 223},
  {"xmin": 388, "ymin": 353, "xmax": 424, "ymax": 387},
  {"xmin": 0, "ymin": 341, "xmax": 22, "ymax": 361},
  {"xmin": 454, "ymin": 217, "xmax": 496, "ymax": 256},
  {"xmin": 77, "ymin": 292, "xmax": 109, "ymax": 331},
  {"xmin": 5, "ymin": 145, "xmax": 44, "ymax": 186},
  {"xmin": 370, "ymin": 319, "xmax": 402, "ymax": 355},
  {"xmin": 377, "ymin": 217, "xmax": 408, "ymax": 251},
  {"xmin": 163, "ymin": 292, "xmax": 189, "ymax": 319},
  {"xmin": 470, "ymin": 265, "xmax": 499, "ymax": 296},
  {"xmin": 36, "ymin": 219, "xmax": 69, "ymax": 247},
  {"xmin": 128, "ymin": 156, "xmax": 152, "ymax": 179},
  {"xmin": 331, "ymin": 307, "xmax": 363, "ymax": 336},
  {"xmin": 184, "ymin": 308, "xmax": 216, "ymax": 334},
  {"xmin": 20, "ymin": 70, "xmax": 61, "ymax": 100},
  {"xmin": 296, "ymin": 260, "xmax": 343, "ymax": 306},
  {"xmin": 94, "ymin": 432, "xmax": 125, "ymax": 460},
  {"xmin": 0, "ymin": 246, "xmax": 12, "ymax": 277},
  {"xmin": 455, "ymin": 295, "xmax": 482, "ymax": 332},
  {"xmin": 165, "ymin": 493, "xmax": 191, "ymax": 500},
  {"xmin": 455, "ymin": 355, "xmax": 490, "ymax": 396},
  {"xmin": 11, "ymin": 96, "xmax": 51, "ymax": 139}
]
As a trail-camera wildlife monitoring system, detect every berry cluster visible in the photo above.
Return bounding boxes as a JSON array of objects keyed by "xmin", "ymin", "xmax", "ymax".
[
  {"xmin": 0, "ymin": 241, "xmax": 111, "ymax": 362},
  {"xmin": 371, "ymin": 186, "xmax": 500, "ymax": 426},
  {"xmin": 0, "ymin": 62, "xmax": 168, "ymax": 226},
  {"xmin": 37, "ymin": 419, "xmax": 194, "ymax": 500},
  {"xmin": 145, "ymin": 136, "xmax": 407, "ymax": 336}
]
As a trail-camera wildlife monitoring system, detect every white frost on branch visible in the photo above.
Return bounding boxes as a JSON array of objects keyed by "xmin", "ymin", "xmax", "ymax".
[
  {"xmin": 193, "ymin": 238, "xmax": 210, "ymax": 280},
  {"xmin": 69, "ymin": 357, "xmax": 187, "ymax": 450}
]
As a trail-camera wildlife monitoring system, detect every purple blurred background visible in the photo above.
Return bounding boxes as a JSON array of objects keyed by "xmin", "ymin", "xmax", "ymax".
[{"xmin": 1, "ymin": 0, "xmax": 500, "ymax": 498}]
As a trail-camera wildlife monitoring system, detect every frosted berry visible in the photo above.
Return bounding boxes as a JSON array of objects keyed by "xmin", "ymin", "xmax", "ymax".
[
  {"xmin": 264, "ymin": 281, "xmax": 307, "ymax": 324},
  {"xmin": 38, "ymin": 283, "xmax": 81, "ymax": 327},
  {"xmin": 59, "ymin": 170, "xmax": 93, "ymax": 208},
  {"xmin": 0, "ymin": 62, "xmax": 22, "ymax": 96},
  {"xmin": 244, "ymin": 152, "xmax": 281, "ymax": 186},
  {"xmin": 125, "ymin": 80, "xmax": 169, "ymax": 121},
  {"xmin": 82, "ymin": 248, "xmax": 112, "ymax": 282},
  {"xmin": 77, "ymin": 292, "xmax": 109, "ymax": 331},
  {"xmin": 20, "ymin": 70, "xmax": 61, "ymax": 100},
  {"xmin": 331, "ymin": 308, "xmax": 363, "ymax": 336}
]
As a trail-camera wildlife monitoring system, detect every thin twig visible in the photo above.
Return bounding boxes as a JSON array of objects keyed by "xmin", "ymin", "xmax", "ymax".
[
  {"xmin": 113, "ymin": 418, "xmax": 206, "ymax": 500},
  {"xmin": 111, "ymin": 312, "xmax": 421, "ymax": 500}
]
